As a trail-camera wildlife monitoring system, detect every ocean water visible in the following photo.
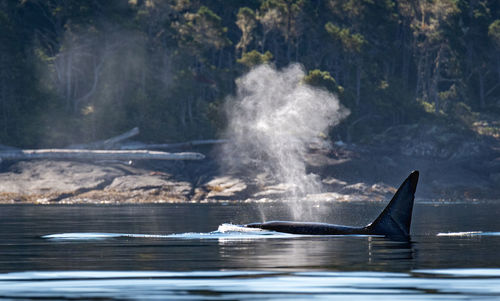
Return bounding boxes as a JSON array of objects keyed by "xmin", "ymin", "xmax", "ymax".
[{"xmin": 0, "ymin": 201, "xmax": 499, "ymax": 300}]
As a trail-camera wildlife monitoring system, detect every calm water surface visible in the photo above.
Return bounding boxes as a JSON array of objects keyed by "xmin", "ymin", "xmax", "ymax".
[{"xmin": 0, "ymin": 201, "xmax": 499, "ymax": 300}]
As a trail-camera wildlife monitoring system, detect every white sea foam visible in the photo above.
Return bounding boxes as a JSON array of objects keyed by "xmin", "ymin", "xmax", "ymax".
[
  {"xmin": 437, "ymin": 231, "xmax": 500, "ymax": 237},
  {"xmin": 42, "ymin": 224, "xmax": 285, "ymax": 241},
  {"xmin": 217, "ymin": 223, "xmax": 264, "ymax": 233},
  {"xmin": 42, "ymin": 233, "xmax": 171, "ymax": 240}
]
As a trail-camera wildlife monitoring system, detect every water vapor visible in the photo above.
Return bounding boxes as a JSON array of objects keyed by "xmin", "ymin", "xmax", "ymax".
[{"xmin": 222, "ymin": 64, "xmax": 349, "ymax": 219}]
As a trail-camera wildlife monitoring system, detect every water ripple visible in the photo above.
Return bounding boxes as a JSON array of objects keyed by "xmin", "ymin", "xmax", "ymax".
[
  {"xmin": 41, "ymin": 223, "xmax": 291, "ymax": 241},
  {"xmin": 0, "ymin": 269, "xmax": 499, "ymax": 300}
]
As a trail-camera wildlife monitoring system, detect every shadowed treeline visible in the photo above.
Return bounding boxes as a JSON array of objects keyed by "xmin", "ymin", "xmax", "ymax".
[{"xmin": 0, "ymin": 0, "xmax": 499, "ymax": 148}]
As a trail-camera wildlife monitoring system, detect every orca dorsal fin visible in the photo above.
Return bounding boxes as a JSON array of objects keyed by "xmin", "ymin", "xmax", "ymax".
[{"xmin": 366, "ymin": 171, "xmax": 419, "ymax": 238}]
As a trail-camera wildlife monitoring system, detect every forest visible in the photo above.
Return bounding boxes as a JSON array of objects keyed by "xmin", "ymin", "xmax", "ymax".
[{"xmin": 0, "ymin": 0, "xmax": 499, "ymax": 148}]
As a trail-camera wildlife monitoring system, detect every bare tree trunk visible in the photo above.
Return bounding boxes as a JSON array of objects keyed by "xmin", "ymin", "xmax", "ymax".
[
  {"xmin": 287, "ymin": 41, "xmax": 292, "ymax": 62},
  {"xmin": 401, "ymin": 34, "xmax": 411, "ymax": 88},
  {"xmin": 355, "ymin": 64, "xmax": 361, "ymax": 107},
  {"xmin": 180, "ymin": 102, "xmax": 187, "ymax": 129},
  {"xmin": 423, "ymin": 52, "xmax": 431, "ymax": 102},
  {"xmin": 286, "ymin": 2, "xmax": 292, "ymax": 63},
  {"xmin": 432, "ymin": 46, "xmax": 443, "ymax": 113},
  {"xmin": 273, "ymin": 38, "xmax": 279, "ymax": 64},
  {"xmin": 479, "ymin": 71, "xmax": 485, "ymax": 109},
  {"xmin": 0, "ymin": 55, "xmax": 7, "ymax": 138},
  {"xmin": 66, "ymin": 52, "xmax": 73, "ymax": 112},
  {"xmin": 333, "ymin": 58, "xmax": 340, "ymax": 85},
  {"xmin": 415, "ymin": 56, "xmax": 423, "ymax": 99},
  {"xmin": 261, "ymin": 31, "xmax": 268, "ymax": 53},
  {"xmin": 342, "ymin": 60, "xmax": 349, "ymax": 88},
  {"xmin": 73, "ymin": 56, "xmax": 105, "ymax": 113},
  {"xmin": 295, "ymin": 39, "xmax": 300, "ymax": 61},
  {"xmin": 218, "ymin": 49, "xmax": 224, "ymax": 69},
  {"xmin": 187, "ymin": 97, "xmax": 193, "ymax": 125},
  {"xmin": 497, "ymin": 54, "xmax": 500, "ymax": 83}
]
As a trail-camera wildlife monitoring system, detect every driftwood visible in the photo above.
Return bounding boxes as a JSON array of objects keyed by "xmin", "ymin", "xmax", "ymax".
[
  {"xmin": 121, "ymin": 139, "xmax": 229, "ymax": 150},
  {"xmin": 68, "ymin": 127, "xmax": 140, "ymax": 149},
  {"xmin": 0, "ymin": 128, "xmax": 224, "ymax": 162},
  {"xmin": 0, "ymin": 149, "xmax": 205, "ymax": 161},
  {"xmin": 65, "ymin": 127, "xmax": 225, "ymax": 151}
]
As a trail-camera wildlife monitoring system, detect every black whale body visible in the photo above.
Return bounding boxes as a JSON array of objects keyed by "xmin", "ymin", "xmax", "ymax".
[{"xmin": 246, "ymin": 171, "xmax": 419, "ymax": 239}]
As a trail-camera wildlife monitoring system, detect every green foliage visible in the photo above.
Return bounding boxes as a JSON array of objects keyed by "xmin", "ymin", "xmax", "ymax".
[
  {"xmin": 236, "ymin": 7, "xmax": 257, "ymax": 53},
  {"xmin": 489, "ymin": 19, "xmax": 500, "ymax": 47},
  {"xmin": 448, "ymin": 102, "xmax": 478, "ymax": 127},
  {"xmin": 303, "ymin": 69, "xmax": 343, "ymax": 95},
  {"xmin": 237, "ymin": 50, "xmax": 273, "ymax": 68},
  {"xmin": 0, "ymin": 0, "xmax": 499, "ymax": 147},
  {"xmin": 174, "ymin": 5, "xmax": 231, "ymax": 55},
  {"xmin": 325, "ymin": 22, "xmax": 365, "ymax": 53}
]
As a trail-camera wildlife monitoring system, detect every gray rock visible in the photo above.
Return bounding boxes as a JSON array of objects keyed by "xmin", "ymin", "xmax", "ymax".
[
  {"xmin": 107, "ymin": 175, "xmax": 175, "ymax": 192},
  {"xmin": 0, "ymin": 160, "xmax": 124, "ymax": 195},
  {"xmin": 204, "ymin": 176, "xmax": 248, "ymax": 199}
]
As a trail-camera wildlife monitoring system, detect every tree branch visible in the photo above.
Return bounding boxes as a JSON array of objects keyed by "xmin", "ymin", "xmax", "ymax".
[
  {"xmin": 120, "ymin": 139, "xmax": 229, "ymax": 150},
  {"xmin": 68, "ymin": 127, "xmax": 140, "ymax": 149}
]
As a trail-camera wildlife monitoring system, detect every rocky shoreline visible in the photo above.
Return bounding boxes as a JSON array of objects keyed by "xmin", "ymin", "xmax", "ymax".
[{"xmin": 1, "ymin": 126, "xmax": 499, "ymax": 204}]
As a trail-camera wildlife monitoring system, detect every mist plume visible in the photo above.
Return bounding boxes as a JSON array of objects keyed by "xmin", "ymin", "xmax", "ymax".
[{"xmin": 222, "ymin": 64, "xmax": 349, "ymax": 219}]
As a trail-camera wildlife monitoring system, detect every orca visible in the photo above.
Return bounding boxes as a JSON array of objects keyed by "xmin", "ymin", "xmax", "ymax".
[{"xmin": 245, "ymin": 170, "xmax": 419, "ymax": 239}]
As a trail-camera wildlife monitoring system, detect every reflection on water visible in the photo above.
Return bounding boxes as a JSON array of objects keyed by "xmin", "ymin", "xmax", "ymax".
[
  {"xmin": 0, "ymin": 269, "xmax": 500, "ymax": 300},
  {"xmin": 0, "ymin": 202, "xmax": 499, "ymax": 299}
]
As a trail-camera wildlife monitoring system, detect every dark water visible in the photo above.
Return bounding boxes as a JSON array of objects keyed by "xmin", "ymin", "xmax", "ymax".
[{"xmin": 0, "ymin": 201, "xmax": 500, "ymax": 300}]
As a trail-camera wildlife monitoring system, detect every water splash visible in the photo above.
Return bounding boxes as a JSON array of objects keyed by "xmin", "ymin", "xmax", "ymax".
[
  {"xmin": 42, "ymin": 232, "xmax": 171, "ymax": 240},
  {"xmin": 41, "ymin": 224, "xmax": 289, "ymax": 241},
  {"xmin": 222, "ymin": 64, "xmax": 349, "ymax": 219},
  {"xmin": 217, "ymin": 223, "xmax": 264, "ymax": 233},
  {"xmin": 437, "ymin": 231, "xmax": 500, "ymax": 237}
]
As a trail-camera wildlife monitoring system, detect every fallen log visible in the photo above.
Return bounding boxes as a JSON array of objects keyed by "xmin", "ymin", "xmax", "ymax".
[
  {"xmin": 68, "ymin": 127, "xmax": 140, "ymax": 149},
  {"xmin": 0, "ymin": 149, "xmax": 205, "ymax": 161},
  {"xmin": 120, "ymin": 139, "xmax": 229, "ymax": 150}
]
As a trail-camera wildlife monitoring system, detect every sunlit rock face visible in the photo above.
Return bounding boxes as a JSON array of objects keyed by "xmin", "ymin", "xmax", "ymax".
[{"xmin": 0, "ymin": 160, "xmax": 124, "ymax": 195}]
